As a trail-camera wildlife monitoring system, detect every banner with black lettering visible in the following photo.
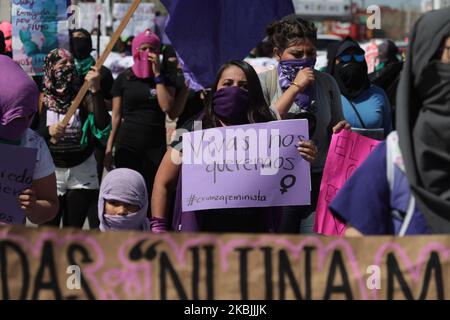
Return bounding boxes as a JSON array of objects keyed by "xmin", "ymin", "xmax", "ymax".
[{"xmin": 0, "ymin": 225, "xmax": 448, "ymax": 300}]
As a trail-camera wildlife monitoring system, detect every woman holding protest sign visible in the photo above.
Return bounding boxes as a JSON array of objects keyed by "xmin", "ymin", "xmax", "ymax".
[
  {"xmin": 0, "ymin": 55, "xmax": 58, "ymax": 225},
  {"xmin": 151, "ymin": 59, "xmax": 319, "ymax": 233},
  {"xmin": 37, "ymin": 48, "xmax": 111, "ymax": 229},
  {"xmin": 329, "ymin": 7, "xmax": 450, "ymax": 235},
  {"xmin": 259, "ymin": 15, "xmax": 349, "ymax": 234},
  {"xmin": 104, "ymin": 30, "xmax": 176, "ymax": 215}
]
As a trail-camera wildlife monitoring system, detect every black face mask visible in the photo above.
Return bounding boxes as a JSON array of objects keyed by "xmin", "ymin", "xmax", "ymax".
[
  {"xmin": 413, "ymin": 61, "xmax": 450, "ymax": 201},
  {"xmin": 334, "ymin": 62, "xmax": 370, "ymax": 99},
  {"xmin": 0, "ymin": 31, "xmax": 5, "ymax": 55},
  {"xmin": 70, "ymin": 37, "xmax": 93, "ymax": 60},
  {"xmin": 417, "ymin": 61, "xmax": 450, "ymax": 108}
]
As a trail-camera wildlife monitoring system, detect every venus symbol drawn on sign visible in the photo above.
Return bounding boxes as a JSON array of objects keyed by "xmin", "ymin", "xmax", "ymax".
[{"xmin": 280, "ymin": 174, "xmax": 296, "ymax": 194}]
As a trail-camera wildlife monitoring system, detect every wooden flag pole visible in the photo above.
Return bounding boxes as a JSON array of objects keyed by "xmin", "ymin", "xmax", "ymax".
[{"xmin": 50, "ymin": 0, "xmax": 142, "ymax": 144}]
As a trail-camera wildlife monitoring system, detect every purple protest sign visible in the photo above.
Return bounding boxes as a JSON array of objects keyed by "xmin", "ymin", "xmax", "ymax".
[
  {"xmin": 0, "ymin": 144, "xmax": 37, "ymax": 225},
  {"xmin": 181, "ymin": 120, "xmax": 311, "ymax": 212}
]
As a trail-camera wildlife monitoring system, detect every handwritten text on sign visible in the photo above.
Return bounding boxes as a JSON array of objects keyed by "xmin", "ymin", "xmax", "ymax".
[
  {"xmin": 182, "ymin": 120, "xmax": 311, "ymax": 211},
  {"xmin": 12, "ymin": 0, "xmax": 69, "ymax": 76},
  {"xmin": 0, "ymin": 144, "xmax": 37, "ymax": 225},
  {"xmin": 314, "ymin": 130, "xmax": 380, "ymax": 235}
]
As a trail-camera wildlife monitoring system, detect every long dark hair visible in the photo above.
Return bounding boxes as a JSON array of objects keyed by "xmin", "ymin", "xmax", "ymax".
[{"xmin": 203, "ymin": 60, "xmax": 275, "ymax": 128}]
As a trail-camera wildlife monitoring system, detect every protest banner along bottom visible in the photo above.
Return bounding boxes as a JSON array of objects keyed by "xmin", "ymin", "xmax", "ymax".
[{"xmin": 0, "ymin": 224, "xmax": 448, "ymax": 300}]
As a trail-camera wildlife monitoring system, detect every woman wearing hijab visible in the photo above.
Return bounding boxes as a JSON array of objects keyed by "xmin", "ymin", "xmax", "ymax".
[
  {"xmin": 330, "ymin": 37, "xmax": 392, "ymax": 139},
  {"xmin": 98, "ymin": 168, "xmax": 150, "ymax": 232},
  {"xmin": 329, "ymin": 7, "xmax": 450, "ymax": 235},
  {"xmin": 105, "ymin": 30, "xmax": 176, "ymax": 215},
  {"xmin": 37, "ymin": 48, "xmax": 110, "ymax": 228},
  {"xmin": 0, "ymin": 55, "xmax": 58, "ymax": 224},
  {"xmin": 151, "ymin": 60, "xmax": 318, "ymax": 233},
  {"xmin": 258, "ymin": 15, "xmax": 349, "ymax": 234}
]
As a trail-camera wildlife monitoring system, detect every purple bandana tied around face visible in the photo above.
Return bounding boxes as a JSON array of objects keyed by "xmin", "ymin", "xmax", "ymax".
[
  {"xmin": 277, "ymin": 58, "xmax": 316, "ymax": 111},
  {"xmin": 0, "ymin": 55, "xmax": 38, "ymax": 140},
  {"xmin": 98, "ymin": 168, "xmax": 150, "ymax": 232},
  {"xmin": 212, "ymin": 86, "xmax": 250, "ymax": 125}
]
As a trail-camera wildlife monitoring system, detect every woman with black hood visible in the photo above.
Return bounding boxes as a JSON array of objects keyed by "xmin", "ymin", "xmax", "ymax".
[
  {"xmin": 330, "ymin": 37, "xmax": 392, "ymax": 140},
  {"xmin": 70, "ymin": 29, "xmax": 114, "ymax": 97},
  {"xmin": 69, "ymin": 28, "xmax": 114, "ymax": 183},
  {"xmin": 329, "ymin": 7, "xmax": 450, "ymax": 235},
  {"xmin": 368, "ymin": 39, "xmax": 403, "ymax": 110}
]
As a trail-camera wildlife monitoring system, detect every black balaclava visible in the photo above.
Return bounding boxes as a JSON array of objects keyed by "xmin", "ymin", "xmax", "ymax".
[
  {"xmin": 125, "ymin": 36, "xmax": 134, "ymax": 56},
  {"xmin": 0, "ymin": 31, "xmax": 5, "ymax": 55},
  {"xmin": 396, "ymin": 7, "xmax": 450, "ymax": 233},
  {"xmin": 331, "ymin": 37, "xmax": 370, "ymax": 100},
  {"xmin": 70, "ymin": 28, "xmax": 93, "ymax": 60}
]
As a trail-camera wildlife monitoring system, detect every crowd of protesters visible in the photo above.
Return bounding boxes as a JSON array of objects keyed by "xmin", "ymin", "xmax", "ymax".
[{"xmin": 0, "ymin": 6, "xmax": 449, "ymax": 235}]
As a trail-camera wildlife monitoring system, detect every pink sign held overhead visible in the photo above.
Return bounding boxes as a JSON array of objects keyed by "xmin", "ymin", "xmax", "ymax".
[{"xmin": 314, "ymin": 130, "xmax": 380, "ymax": 236}]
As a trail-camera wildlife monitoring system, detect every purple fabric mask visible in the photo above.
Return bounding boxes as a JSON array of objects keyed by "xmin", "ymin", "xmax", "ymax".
[
  {"xmin": 212, "ymin": 86, "xmax": 250, "ymax": 125},
  {"xmin": 98, "ymin": 168, "xmax": 150, "ymax": 232},
  {"xmin": 277, "ymin": 58, "xmax": 316, "ymax": 111},
  {"xmin": 103, "ymin": 212, "xmax": 149, "ymax": 231},
  {"xmin": 0, "ymin": 55, "xmax": 38, "ymax": 140}
]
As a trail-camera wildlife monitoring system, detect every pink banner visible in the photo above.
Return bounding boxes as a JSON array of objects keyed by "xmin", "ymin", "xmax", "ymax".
[{"xmin": 314, "ymin": 130, "xmax": 380, "ymax": 236}]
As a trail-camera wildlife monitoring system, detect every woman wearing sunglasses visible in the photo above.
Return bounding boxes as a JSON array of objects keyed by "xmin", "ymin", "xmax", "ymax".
[
  {"xmin": 329, "ymin": 8, "xmax": 450, "ymax": 235},
  {"xmin": 330, "ymin": 37, "xmax": 393, "ymax": 140}
]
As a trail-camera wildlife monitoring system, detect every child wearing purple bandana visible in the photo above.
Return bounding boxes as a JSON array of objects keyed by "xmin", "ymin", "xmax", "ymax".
[{"xmin": 98, "ymin": 168, "xmax": 154, "ymax": 232}]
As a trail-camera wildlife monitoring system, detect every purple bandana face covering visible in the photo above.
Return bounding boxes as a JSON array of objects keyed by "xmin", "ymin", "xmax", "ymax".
[
  {"xmin": 212, "ymin": 86, "xmax": 250, "ymax": 125},
  {"xmin": 277, "ymin": 58, "xmax": 316, "ymax": 111},
  {"xmin": 103, "ymin": 211, "xmax": 144, "ymax": 231}
]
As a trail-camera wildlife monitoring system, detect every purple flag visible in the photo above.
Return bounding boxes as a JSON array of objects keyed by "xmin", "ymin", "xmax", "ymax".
[
  {"xmin": 0, "ymin": 144, "xmax": 37, "ymax": 225},
  {"xmin": 161, "ymin": 0, "xmax": 294, "ymax": 87},
  {"xmin": 181, "ymin": 119, "xmax": 311, "ymax": 211}
]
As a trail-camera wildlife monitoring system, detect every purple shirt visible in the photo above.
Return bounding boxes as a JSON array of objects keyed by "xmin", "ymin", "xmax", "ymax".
[{"xmin": 329, "ymin": 141, "xmax": 431, "ymax": 235}]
